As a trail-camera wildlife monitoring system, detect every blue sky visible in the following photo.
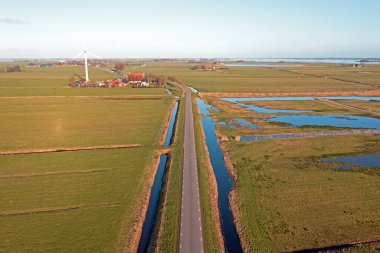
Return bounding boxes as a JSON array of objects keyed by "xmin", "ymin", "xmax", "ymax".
[{"xmin": 1, "ymin": 0, "xmax": 379, "ymax": 58}]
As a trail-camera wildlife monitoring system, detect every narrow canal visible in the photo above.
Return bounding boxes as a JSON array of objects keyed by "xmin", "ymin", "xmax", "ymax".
[
  {"xmin": 137, "ymin": 100, "xmax": 179, "ymax": 253},
  {"xmin": 197, "ymin": 98, "xmax": 243, "ymax": 253},
  {"xmin": 137, "ymin": 155, "xmax": 168, "ymax": 253},
  {"xmin": 164, "ymin": 101, "xmax": 179, "ymax": 146}
]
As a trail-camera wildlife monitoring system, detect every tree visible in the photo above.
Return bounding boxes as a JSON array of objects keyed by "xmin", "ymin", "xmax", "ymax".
[
  {"xmin": 5, "ymin": 65, "xmax": 22, "ymax": 72},
  {"xmin": 115, "ymin": 62, "xmax": 126, "ymax": 74},
  {"xmin": 157, "ymin": 75, "xmax": 167, "ymax": 86},
  {"xmin": 168, "ymin": 75, "xmax": 180, "ymax": 83}
]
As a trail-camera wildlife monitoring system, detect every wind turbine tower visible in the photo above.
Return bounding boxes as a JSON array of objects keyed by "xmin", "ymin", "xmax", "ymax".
[{"xmin": 70, "ymin": 40, "xmax": 100, "ymax": 83}]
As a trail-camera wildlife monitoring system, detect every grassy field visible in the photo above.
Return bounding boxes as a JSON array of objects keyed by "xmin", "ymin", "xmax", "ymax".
[
  {"xmin": 225, "ymin": 134, "xmax": 380, "ymax": 252},
  {"xmin": 123, "ymin": 62, "xmax": 380, "ymax": 93},
  {"xmin": 284, "ymin": 64, "xmax": 380, "ymax": 88},
  {"xmin": 198, "ymin": 93, "xmax": 380, "ymax": 251},
  {"xmin": 332, "ymin": 99, "xmax": 380, "ymax": 114},
  {"xmin": 202, "ymin": 96, "xmax": 379, "ymax": 139},
  {"xmin": 2, "ymin": 60, "xmax": 380, "ymax": 252},
  {"xmin": 0, "ymin": 64, "xmax": 167, "ymax": 96},
  {"xmin": 0, "ymin": 97, "xmax": 171, "ymax": 151},
  {"xmin": 0, "ymin": 148, "xmax": 158, "ymax": 252},
  {"xmin": 0, "ymin": 63, "xmax": 174, "ymax": 252}
]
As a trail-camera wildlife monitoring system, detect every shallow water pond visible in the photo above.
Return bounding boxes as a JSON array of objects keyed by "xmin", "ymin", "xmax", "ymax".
[
  {"xmin": 268, "ymin": 114, "xmax": 380, "ymax": 131},
  {"xmin": 322, "ymin": 154, "xmax": 380, "ymax": 170}
]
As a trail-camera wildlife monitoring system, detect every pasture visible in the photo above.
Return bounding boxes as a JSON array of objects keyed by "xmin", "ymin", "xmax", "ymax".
[
  {"xmin": 125, "ymin": 62, "xmax": 380, "ymax": 93},
  {"xmin": 225, "ymin": 134, "xmax": 380, "ymax": 252},
  {"xmin": 198, "ymin": 93, "xmax": 380, "ymax": 251},
  {"xmin": 0, "ymin": 64, "xmax": 167, "ymax": 96},
  {"xmin": 0, "ymin": 148, "xmax": 157, "ymax": 252},
  {"xmin": 0, "ymin": 63, "xmax": 173, "ymax": 252}
]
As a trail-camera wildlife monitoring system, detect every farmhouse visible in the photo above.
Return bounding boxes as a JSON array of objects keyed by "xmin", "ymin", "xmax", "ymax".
[
  {"xmin": 128, "ymin": 72, "xmax": 145, "ymax": 82},
  {"xmin": 203, "ymin": 63, "xmax": 215, "ymax": 71}
]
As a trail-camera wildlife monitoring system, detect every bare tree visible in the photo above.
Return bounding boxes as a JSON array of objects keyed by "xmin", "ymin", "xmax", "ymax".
[{"xmin": 115, "ymin": 62, "xmax": 126, "ymax": 74}]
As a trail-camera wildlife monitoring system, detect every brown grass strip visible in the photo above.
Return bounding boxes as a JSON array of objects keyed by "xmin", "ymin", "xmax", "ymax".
[
  {"xmin": 0, "ymin": 202, "xmax": 122, "ymax": 218},
  {"xmin": 0, "ymin": 205, "xmax": 84, "ymax": 217},
  {"xmin": 0, "ymin": 168, "xmax": 114, "ymax": 179},
  {"xmin": 0, "ymin": 144, "xmax": 142, "ymax": 156},
  {"xmin": 201, "ymin": 90, "xmax": 380, "ymax": 98}
]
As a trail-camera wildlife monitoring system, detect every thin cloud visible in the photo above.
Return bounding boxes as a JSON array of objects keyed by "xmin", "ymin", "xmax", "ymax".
[{"xmin": 0, "ymin": 18, "xmax": 29, "ymax": 25}]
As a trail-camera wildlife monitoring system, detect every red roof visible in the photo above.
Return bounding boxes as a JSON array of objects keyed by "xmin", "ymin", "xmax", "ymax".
[
  {"xmin": 203, "ymin": 64, "xmax": 213, "ymax": 69},
  {"xmin": 108, "ymin": 80, "xmax": 126, "ymax": 86},
  {"xmin": 128, "ymin": 72, "xmax": 145, "ymax": 81}
]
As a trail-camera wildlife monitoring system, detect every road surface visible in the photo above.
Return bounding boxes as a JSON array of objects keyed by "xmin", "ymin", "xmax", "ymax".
[{"xmin": 179, "ymin": 88, "xmax": 204, "ymax": 253}]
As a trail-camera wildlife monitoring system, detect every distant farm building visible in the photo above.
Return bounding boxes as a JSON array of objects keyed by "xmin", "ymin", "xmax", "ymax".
[
  {"xmin": 107, "ymin": 79, "xmax": 128, "ymax": 87},
  {"xmin": 139, "ymin": 81, "xmax": 150, "ymax": 87},
  {"xmin": 203, "ymin": 64, "xmax": 215, "ymax": 71},
  {"xmin": 191, "ymin": 64, "xmax": 215, "ymax": 71},
  {"xmin": 40, "ymin": 63, "xmax": 55, "ymax": 68},
  {"xmin": 128, "ymin": 72, "xmax": 145, "ymax": 82}
]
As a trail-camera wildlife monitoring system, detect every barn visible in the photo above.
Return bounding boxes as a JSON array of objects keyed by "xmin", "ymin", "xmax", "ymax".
[{"xmin": 127, "ymin": 72, "xmax": 145, "ymax": 82}]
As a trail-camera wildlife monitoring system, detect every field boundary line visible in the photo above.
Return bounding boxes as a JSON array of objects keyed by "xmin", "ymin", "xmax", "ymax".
[
  {"xmin": 0, "ymin": 144, "xmax": 142, "ymax": 156},
  {"xmin": 0, "ymin": 202, "xmax": 122, "ymax": 217},
  {"xmin": 0, "ymin": 168, "xmax": 118, "ymax": 179}
]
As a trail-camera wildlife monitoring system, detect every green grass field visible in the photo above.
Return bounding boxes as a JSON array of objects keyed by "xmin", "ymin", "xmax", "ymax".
[
  {"xmin": 199, "ymin": 94, "xmax": 380, "ymax": 251},
  {"xmin": 123, "ymin": 62, "xmax": 380, "ymax": 93},
  {"xmin": 0, "ymin": 148, "xmax": 158, "ymax": 252},
  {"xmin": 0, "ymin": 97, "xmax": 171, "ymax": 151},
  {"xmin": 0, "ymin": 64, "xmax": 167, "ymax": 96},
  {"xmin": 226, "ymin": 135, "xmax": 380, "ymax": 252},
  {"xmin": 2, "ymin": 61, "xmax": 380, "ymax": 252},
  {"xmin": 0, "ymin": 63, "xmax": 174, "ymax": 252},
  {"xmin": 203, "ymin": 96, "xmax": 378, "ymax": 138}
]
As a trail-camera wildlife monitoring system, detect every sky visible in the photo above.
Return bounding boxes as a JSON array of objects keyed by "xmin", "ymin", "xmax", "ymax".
[{"xmin": 1, "ymin": 0, "xmax": 380, "ymax": 58}]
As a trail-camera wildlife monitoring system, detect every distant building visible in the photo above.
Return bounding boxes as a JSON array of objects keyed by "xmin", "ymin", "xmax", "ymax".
[
  {"xmin": 107, "ymin": 79, "xmax": 128, "ymax": 87},
  {"xmin": 127, "ymin": 72, "xmax": 145, "ymax": 81},
  {"xmin": 40, "ymin": 63, "xmax": 55, "ymax": 68},
  {"xmin": 139, "ymin": 81, "xmax": 150, "ymax": 87},
  {"xmin": 203, "ymin": 63, "xmax": 215, "ymax": 71}
]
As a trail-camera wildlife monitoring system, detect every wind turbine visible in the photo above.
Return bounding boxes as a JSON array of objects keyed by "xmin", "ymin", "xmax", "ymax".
[{"xmin": 70, "ymin": 39, "xmax": 100, "ymax": 83}]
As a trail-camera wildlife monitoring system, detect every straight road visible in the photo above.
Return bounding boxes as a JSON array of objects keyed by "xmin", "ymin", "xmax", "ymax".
[{"xmin": 179, "ymin": 88, "xmax": 204, "ymax": 253}]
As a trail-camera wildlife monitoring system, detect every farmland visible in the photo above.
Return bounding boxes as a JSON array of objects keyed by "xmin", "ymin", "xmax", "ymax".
[
  {"xmin": 1, "ymin": 60, "xmax": 380, "ymax": 252},
  {"xmin": 195, "ymin": 80, "xmax": 380, "ymax": 252},
  {"xmin": 226, "ymin": 134, "xmax": 380, "ymax": 252},
  {"xmin": 124, "ymin": 62, "xmax": 380, "ymax": 93},
  {"xmin": 0, "ymin": 63, "xmax": 173, "ymax": 252},
  {"xmin": 0, "ymin": 64, "xmax": 166, "ymax": 97}
]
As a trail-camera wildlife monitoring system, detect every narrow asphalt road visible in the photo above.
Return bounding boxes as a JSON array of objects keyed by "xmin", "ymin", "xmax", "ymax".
[{"xmin": 179, "ymin": 88, "xmax": 204, "ymax": 253}]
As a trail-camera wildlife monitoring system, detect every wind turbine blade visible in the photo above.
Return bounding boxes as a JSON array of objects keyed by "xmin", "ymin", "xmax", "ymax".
[
  {"xmin": 82, "ymin": 35, "xmax": 86, "ymax": 50},
  {"xmin": 87, "ymin": 51, "xmax": 101, "ymax": 59},
  {"xmin": 70, "ymin": 51, "xmax": 83, "ymax": 62}
]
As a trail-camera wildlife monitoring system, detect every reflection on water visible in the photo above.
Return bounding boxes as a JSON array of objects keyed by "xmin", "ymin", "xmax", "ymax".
[
  {"xmin": 268, "ymin": 114, "xmax": 380, "ymax": 130},
  {"xmin": 221, "ymin": 97, "xmax": 314, "ymax": 102},
  {"xmin": 225, "ymin": 63, "xmax": 299, "ymax": 67},
  {"xmin": 197, "ymin": 98, "xmax": 219, "ymax": 115},
  {"xmin": 233, "ymin": 118, "xmax": 259, "ymax": 129},
  {"xmin": 322, "ymin": 154, "xmax": 380, "ymax": 170},
  {"xmin": 323, "ymin": 96, "xmax": 380, "ymax": 101},
  {"xmin": 216, "ymin": 118, "xmax": 259, "ymax": 130},
  {"xmin": 240, "ymin": 129, "xmax": 379, "ymax": 141},
  {"xmin": 137, "ymin": 155, "xmax": 168, "ymax": 253},
  {"xmin": 163, "ymin": 101, "xmax": 179, "ymax": 146},
  {"xmin": 197, "ymin": 98, "xmax": 243, "ymax": 253}
]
